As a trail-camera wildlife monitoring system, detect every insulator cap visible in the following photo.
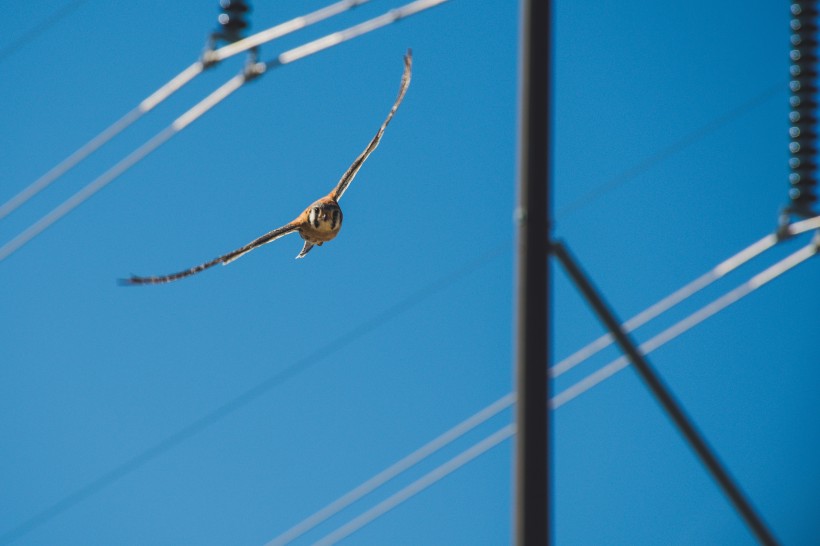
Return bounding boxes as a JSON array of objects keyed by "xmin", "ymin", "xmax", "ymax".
[
  {"xmin": 792, "ymin": 2, "xmax": 820, "ymax": 17},
  {"xmin": 790, "ymin": 63, "xmax": 818, "ymax": 78},
  {"xmin": 790, "ymin": 140, "xmax": 818, "ymax": 155},
  {"xmin": 789, "ymin": 187, "xmax": 818, "ymax": 203},
  {"xmin": 790, "ymin": 109, "xmax": 818, "ymax": 125},
  {"xmin": 789, "ymin": 156, "xmax": 818, "ymax": 170},
  {"xmin": 789, "ymin": 170, "xmax": 818, "ymax": 184},
  {"xmin": 792, "ymin": 33, "xmax": 820, "ymax": 48},
  {"xmin": 790, "ymin": 79, "xmax": 819, "ymax": 93},
  {"xmin": 218, "ymin": 12, "xmax": 248, "ymax": 30}
]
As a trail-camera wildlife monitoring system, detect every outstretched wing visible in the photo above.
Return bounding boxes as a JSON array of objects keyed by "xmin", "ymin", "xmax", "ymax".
[
  {"xmin": 329, "ymin": 49, "xmax": 412, "ymax": 202},
  {"xmin": 121, "ymin": 222, "xmax": 300, "ymax": 285}
]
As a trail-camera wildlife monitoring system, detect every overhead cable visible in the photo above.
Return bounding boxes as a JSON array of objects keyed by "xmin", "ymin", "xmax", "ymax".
[
  {"xmin": 268, "ymin": 0, "xmax": 448, "ymax": 67},
  {"xmin": 0, "ymin": 0, "xmax": 369, "ymax": 222},
  {"xmin": 552, "ymin": 215, "xmax": 820, "ymax": 378},
  {"xmin": 207, "ymin": 0, "xmax": 370, "ymax": 64},
  {"xmin": 0, "ymin": 0, "xmax": 450, "ymax": 262},
  {"xmin": 265, "ymin": 393, "xmax": 516, "ymax": 546},
  {"xmin": 303, "ymin": 241, "xmax": 817, "ymax": 545},
  {"xmin": 0, "ymin": 72, "xmax": 250, "ymax": 262},
  {"xmin": 312, "ymin": 424, "xmax": 517, "ymax": 546},
  {"xmin": 0, "ymin": 0, "xmax": 88, "ymax": 64},
  {"xmin": 551, "ymin": 239, "xmax": 819, "ymax": 408},
  {"xmin": 552, "ymin": 239, "xmax": 778, "ymax": 545},
  {"xmin": 271, "ymin": 222, "xmax": 819, "ymax": 544},
  {"xmin": 0, "ymin": 240, "xmax": 503, "ymax": 546}
]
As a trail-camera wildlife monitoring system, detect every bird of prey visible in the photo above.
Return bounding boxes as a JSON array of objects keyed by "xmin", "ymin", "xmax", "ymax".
[{"xmin": 122, "ymin": 50, "xmax": 412, "ymax": 285}]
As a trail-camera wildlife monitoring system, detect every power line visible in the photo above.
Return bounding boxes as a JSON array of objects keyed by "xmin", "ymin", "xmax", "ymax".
[
  {"xmin": 0, "ymin": 62, "xmax": 202, "ymax": 222},
  {"xmin": 551, "ymin": 239, "xmax": 777, "ymax": 545},
  {"xmin": 0, "ymin": 0, "xmax": 451, "ymax": 262},
  {"xmin": 208, "ymin": 0, "xmax": 370, "ymax": 64},
  {"xmin": 0, "ymin": 2, "xmax": 457, "ymax": 541},
  {"xmin": 550, "ymin": 236, "xmax": 775, "ymax": 377},
  {"xmin": 0, "ymin": 0, "xmax": 88, "ymax": 64},
  {"xmin": 551, "ymin": 239, "xmax": 819, "ymax": 408},
  {"xmin": 306, "ymin": 241, "xmax": 816, "ymax": 545},
  {"xmin": 0, "ymin": 72, "xmax": 248, "ymax": 263},
  {"xmin": 267, "ymin": 0, "xmax": 449, "ymax": 68},
  {"xmin": 7, "ymin": 151, "xmax": 809, "ymax": 546},
  {"xmin": 267, "ymin": 222, "xmax": 819, "ymax": 545},
  {"xmin": 0, "ymin": 5, "xmax": 805, "ymax": 544},
  {"xmin": 0, "ymin": 242, "xmax": 506, "ymax": 545},
  {"xmin": 276, "ymin": 13, "xmax": 806, "ymax": 541},
  {"xmin": 313, "ymin": 424, "xmax": 517, "ymax": 546},
  {"xmin": 550, "ymin": 217, "xmax": 820, "ymax": 378},
  {"xmin": 0, "ymin": 0, "xmax": 369, "ymax": 222},
  {"xmin": 317, "ymin": 231, "xmax": 816, "ymax": 542},
  {"xmin": 266, "ymin": 393, "xmax": 516, "ymax": 546}
]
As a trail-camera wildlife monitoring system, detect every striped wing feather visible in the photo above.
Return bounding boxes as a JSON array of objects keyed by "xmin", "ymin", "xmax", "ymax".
[
  {"xmin": 329, "ymin": 50, "xmax": 412, "ymax": 202},
  {"xmin": 121, "ymin": 222, "xmax": 300, "ymax": 285}
]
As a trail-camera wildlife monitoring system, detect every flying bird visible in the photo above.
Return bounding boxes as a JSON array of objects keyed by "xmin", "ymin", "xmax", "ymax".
[{"xmin": 122, "ymin": 50, "xmax": 412, "ymax": 285}]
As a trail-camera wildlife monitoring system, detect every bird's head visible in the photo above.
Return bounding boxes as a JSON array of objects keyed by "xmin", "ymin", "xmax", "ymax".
[{"xmin": 303, "ymin": 197, "xmax": 343, "ymax": 242}]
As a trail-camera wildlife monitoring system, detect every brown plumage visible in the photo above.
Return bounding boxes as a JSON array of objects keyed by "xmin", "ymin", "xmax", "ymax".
[{"xmin": 121, "ymin": 50, "xmax": 412, "ymax": 286}]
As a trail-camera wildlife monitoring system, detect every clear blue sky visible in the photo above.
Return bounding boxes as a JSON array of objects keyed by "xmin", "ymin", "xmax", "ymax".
[{"xmin": 2, "ymin": 1, "xmax": 818, "ymax": 544}]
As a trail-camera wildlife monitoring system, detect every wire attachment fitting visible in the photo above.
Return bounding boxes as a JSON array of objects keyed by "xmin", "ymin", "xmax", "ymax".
[
  {"xmin": 242, "ymin": 59, "xmax": 266, "ymax": 82},
  {"xmin": 202, "ymin": 0, "xmax": 255, "ymax": 69}
]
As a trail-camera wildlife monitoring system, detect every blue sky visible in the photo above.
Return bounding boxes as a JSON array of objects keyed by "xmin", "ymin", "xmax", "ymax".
[{"xmin": 1, "ymin": 1, "xmax": 818, "ymax": 545}]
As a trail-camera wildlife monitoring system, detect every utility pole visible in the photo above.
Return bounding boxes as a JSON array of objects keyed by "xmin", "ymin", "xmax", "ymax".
[{"xmin": 514, "ymin": 0, "xmax": 551, "ymax": 544}]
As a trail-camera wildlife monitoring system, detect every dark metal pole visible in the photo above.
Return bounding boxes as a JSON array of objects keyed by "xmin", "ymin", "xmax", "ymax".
[
  {"xmin": 514, "ymin": 0, "xmax": 551, "ymax": 544},
  {"xmin": 551, "ymin": 240, "xmax": 778, "ymax": 546}
]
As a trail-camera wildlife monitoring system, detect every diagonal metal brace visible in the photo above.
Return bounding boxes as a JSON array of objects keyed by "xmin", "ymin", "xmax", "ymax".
[{"xmin": 550, "ymin": 239, "xmax": 778, "ymax": 546}]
